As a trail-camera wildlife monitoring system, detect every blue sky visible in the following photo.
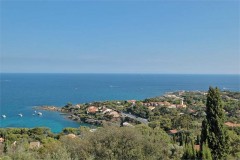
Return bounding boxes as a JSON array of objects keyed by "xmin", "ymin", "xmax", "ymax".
[{"xmin": 1, "ymin": 1, "xmax": 239, "ymax": 74}]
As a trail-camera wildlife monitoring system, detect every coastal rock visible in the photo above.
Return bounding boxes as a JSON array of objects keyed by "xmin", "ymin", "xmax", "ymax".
[
  {"xmin": 35, "ymin": 106, "xmax": 61, "ymax": 112},
  {"xmin": 68, "ymin": 114, "xmax": 81, "ymax": 122}
]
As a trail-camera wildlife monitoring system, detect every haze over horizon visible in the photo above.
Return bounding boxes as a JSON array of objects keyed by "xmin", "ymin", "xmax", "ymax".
[{"xmin": 1, "ymin": 1, "xmax": 239, "ymax": 74}]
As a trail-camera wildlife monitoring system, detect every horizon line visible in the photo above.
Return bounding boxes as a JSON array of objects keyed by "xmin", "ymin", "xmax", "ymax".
[{"xmin": 0, "ymin": 72, "xmax": 239, "ymax": 75}]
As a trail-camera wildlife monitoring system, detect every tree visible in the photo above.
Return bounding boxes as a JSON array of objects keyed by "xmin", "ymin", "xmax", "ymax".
[
  {"xmin": 3, "ymin": 139, "xmax": 8, "ymax": 154},
  {"xmin": 182, "ymin": 142, "xmax": 196, "ymax": 160},
  {"xmin": 148, "ymin": 117, "xmax": 172, "ymax": 131},
  {"xmin": 228, "ymin": 130, "xmax": 240, "ymax": 158},
  {"xmin": 202, "ymin": 143, "xmax": 212, "ymax": 160},
  {"xmin": 200, "ymin": 87, "xmax": 229, "ymax": 159}
]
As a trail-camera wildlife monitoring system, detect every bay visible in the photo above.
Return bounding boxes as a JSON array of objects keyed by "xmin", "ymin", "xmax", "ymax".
[{"xmin": 0, "ymin": 73, "xmax": 239, "ymax": 132}]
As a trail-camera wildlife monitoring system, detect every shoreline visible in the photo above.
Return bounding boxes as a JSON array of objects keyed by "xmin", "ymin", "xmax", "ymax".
[
  {"xmin": 34, "ymin": 90, "xmax": 240, "ymax": 128},
  {"xmin": 1, "ymin": 89, "xmax": 239, "ymax": 132}
]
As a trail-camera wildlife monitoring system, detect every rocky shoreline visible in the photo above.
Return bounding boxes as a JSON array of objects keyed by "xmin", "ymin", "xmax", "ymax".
[
  {"xmin": 34, "ymin": 106, "xmax": 62, "ymax": 112},
  {"xmin": 35, "ymin": 106, "xmax": 104, "ymax": 125}
]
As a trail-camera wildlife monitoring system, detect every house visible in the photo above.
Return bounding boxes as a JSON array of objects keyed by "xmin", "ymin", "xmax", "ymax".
[
  {"xmin": 168, "ymin": 104, "xmax": 177, "ymax": 109},
  {"xmin": 127, "ymin": 100, "xmax": 136, "ymax": 105},
  {"xmin": 225, "ymin": 122, "xmax": 240, "ymax": 127},
  {"xmin": 163, "ymin": 101, "xmax": 171, "ymax": 106},
  {"xmin": 66, "ymin": 134, "xmax": 76, "ymax": 138},
  {"xmin": 87, "ymin": 106, "xmax": 98, "ymax": 114},
  {"xmin": 168, "ymin": 129, "xmax": 178, "ymax": 134},
  {"xmin": 177, "ymin": 104, "xmax": 187, "ymax": 108},
  {"xmin": 102, "ymin": 108, "xmax": 112, "ymax": 114},
  {"xmin": 109, "ymin": 111, "xmax": 120, "ymax": 118},
  {"xmin": 143, "ymin": 103, "xmax": 149, "ymax": 106},
  {"xmin": 194, "ymin": 145, "xmax": 200, "ymax": 151},
  {"xmin": 143, "ymin": 102, "xmax": 169, "ymax": 107},
  {"xmin": 176, "ymin": 99, "xmax": 187, "ymax": 108},
  {"xmin": 0, "ymin": 138, "xmax": 4, "ymax": 143},
  {"xmin": 75, "ymin": 104, "xmax": 81, "ymax": 109},
  {"xmin": 105, "ymin": 111, "xmax": 121, "ymax": 121},
  {"xmin": 148, "ymin": 106, "xmax": 155, "ymax": 111},
  {"xmin": 187, "ymin": 109, "xmax": 196, "ymax": 113},
  {"xmin": 90, "ymin": 129, "xmax": 97, "ymax": 132},
  {"xmin": 29, "ymin": 141, "xmax": 41, "ymax": 149},
  {"xmin": 123, "ymin": 122, "xmax": 134, "ymax": 127},
  {"xmin": 165, "ymin": 94, "xmax": 179, "ymax": 99}
]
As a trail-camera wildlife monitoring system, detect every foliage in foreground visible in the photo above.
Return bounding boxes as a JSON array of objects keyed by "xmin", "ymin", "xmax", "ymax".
[{"xmin": 0, "ymin": 125, "xmax": 184, "ymax": 160}]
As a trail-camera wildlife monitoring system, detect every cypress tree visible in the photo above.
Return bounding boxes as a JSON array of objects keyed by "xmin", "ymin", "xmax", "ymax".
[
  {"xmin": 202, "ymin": 143, "xmax": 212, "ymax": 160},
  {"xmin": 3, "ymin": 139, "xmax": 8, "ymax": 154},
  {"xmin": 200, "ymin": 87, "xmax": 229, "ymax": 159},
  {"xmin": 182, "ymin": 141, "xmax": 196, "ymax": 160},
  {"xmin": 182, "ymin": 143, "xmax": 193, "ymax": 160}
]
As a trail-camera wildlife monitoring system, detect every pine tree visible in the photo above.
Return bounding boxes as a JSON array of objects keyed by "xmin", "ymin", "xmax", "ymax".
[{"xmin": 200, "ymin": 87, "xmax": 229, "ymax": 159}]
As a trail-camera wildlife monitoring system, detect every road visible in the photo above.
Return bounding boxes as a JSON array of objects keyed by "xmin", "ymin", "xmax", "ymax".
[{"xmin": 121, "ymin": 112, "xmax": 149, "ymax": 124}]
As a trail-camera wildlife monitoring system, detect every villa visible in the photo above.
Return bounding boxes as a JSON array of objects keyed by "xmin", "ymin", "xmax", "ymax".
[
  {"xmin": 66, "ymin": 134, "xmax": 76, "ymax": 139},
  {"xmin": 224, "ymin": 122, "xmax": 240, "ymax": 127},
  {"xmin": 87, "ymin": 106, "xmax": 99, "ymax": 114},
  {"xmin": 127, "ymin": 100, "xmax": 136, "ymax": 105},
  {"xmin": 29, "ymin": 141, "xmax": 41, "ymax": 149},
  {"xmin": 168, "ymin": 129, "xmax": 178, "ymax": 134},
  {"xmin": 0, "ymin": 138, "xmax": 4, "ymax": 143}
]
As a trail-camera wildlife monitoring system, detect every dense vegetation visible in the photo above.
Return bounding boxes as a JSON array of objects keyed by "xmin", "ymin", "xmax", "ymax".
[
  {"xmin": 0, "ymin": 88, "xmax": 239, "ymax": 159},
  {"xmin": 0, "ymin": 126, "xmax": 183, "ymax": 160}
]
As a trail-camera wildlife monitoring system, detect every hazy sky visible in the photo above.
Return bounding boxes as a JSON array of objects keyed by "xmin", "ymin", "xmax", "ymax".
[{"xmin": 1, "ymin": 1, "xmax": 239, "ymax": 74}]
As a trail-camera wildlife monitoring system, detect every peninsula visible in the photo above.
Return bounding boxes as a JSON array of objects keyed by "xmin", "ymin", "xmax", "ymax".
[{"xmin": 36, "ymin": 90, "xmax": 240, "ymax": 128}]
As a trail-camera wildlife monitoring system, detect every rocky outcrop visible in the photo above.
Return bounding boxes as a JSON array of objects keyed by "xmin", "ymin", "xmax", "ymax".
[
  {"xmin": 35, "ymin": 106, "xmax": 61, "ymax": 112},
  {"xmin": 68, "ymin": 114, "xmax": 81, "ymax": 122}
]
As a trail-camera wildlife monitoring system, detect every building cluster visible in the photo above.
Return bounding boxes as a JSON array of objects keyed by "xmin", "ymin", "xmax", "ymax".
[
  {"xmin": 142, "ymin": 99, "xmax": 187, "ymax": 110},
  {"xmin": 86, "ymin": 106, "xmax": 121, "ymax": 121},
  {"xmin": 126, "ymin": 98, "xmax": 187, "ymax": 110}
]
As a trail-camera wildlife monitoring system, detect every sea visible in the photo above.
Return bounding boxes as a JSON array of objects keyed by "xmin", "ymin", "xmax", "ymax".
[{"xmin": 0, "ymin": 73, "xmax": 239, "ymax": 133}]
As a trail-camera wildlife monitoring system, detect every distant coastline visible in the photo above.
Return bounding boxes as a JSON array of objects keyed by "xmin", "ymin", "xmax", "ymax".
[
  {"xmin": 1, "ymin": 72, "xmax": 240, "ymax": 75},
  {"xmin": 1, "ymin": 73, "xmax": 239, "ymax": 132},
  {"xmin": 35, "ymin": 90, "xmax": 240, "ymax": 127}
]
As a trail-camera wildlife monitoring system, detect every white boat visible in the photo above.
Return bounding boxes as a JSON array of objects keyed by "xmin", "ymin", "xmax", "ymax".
[
  {"xmin": 18, "ymin": 113, "xmax": 23, "ymax": 117},
  {"xmin": 37, "ymin": 112, "xmax": 42, "ymax": 116},
  {"xmin": 2, "ymin": 115, "xmax": 6, "ymax": 118}
]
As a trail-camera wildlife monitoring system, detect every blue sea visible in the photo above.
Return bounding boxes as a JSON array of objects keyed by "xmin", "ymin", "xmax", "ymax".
[{"xmin": 0, "ymin": 73, "xmax": 239, "ymax": 132}]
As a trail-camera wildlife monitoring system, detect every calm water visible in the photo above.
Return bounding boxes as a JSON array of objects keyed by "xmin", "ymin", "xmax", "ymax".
[{"xmin": 0, "ymin": 73, "xmax": 239, "ymax": 132}]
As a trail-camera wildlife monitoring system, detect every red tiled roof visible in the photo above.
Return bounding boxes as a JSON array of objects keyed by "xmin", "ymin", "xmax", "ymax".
[
  {"xmin": 194, "ymin": 145, "xmax": 200, "ymax": 151},
  {"xmin": 109, "ymin": 111, "xmax": 120, "ymax": 118},
  {"xmin": 169, "ymin": 129, "xmax": 178, "ymax": 134},
  {"xmin": 127, "ymin": 100, "xmax": 136, "ymax": 103},
  {"xmin": 87, "ymin": 106, "xmax": 98, "ymax": 113},
  {"xmin": 66, "ymin": 134, "xmax": 76, "ymax": 138},
  {"xmin": 225, "ymin": 122, "xmax": 240, "ymax": 127}
]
